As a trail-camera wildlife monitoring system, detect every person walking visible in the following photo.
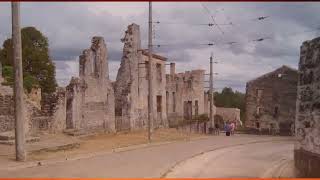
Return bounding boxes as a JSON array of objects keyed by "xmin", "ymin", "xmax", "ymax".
[
  {"xmin": 230, "ymin": 121, "xmax": 235, "ymax": 135},
  {"xmin": 225, "ymin": 121, "xmax": 231, "ymax": 136},
  {"xmin": 214, "ymin": 123, "xmax": 220, "ymax": 135}
]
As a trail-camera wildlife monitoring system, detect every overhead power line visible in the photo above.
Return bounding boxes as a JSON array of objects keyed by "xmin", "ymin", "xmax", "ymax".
[
  {"xmin": 200, "ymin": 3, "xmax": 224, "ymax": 34},
  {"xmin": 152, "ymin": 21, "xmax": 233, "ymax": 27}
]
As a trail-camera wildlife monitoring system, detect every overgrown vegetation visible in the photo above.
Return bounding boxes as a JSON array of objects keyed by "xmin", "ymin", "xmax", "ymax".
[
  {"xmin": 0, "ymin": 26, "xmax": 57, "ymax": 94},
  {"xmin": 214, "ymin": 87, "xmax": 246, "ymax": 123}
]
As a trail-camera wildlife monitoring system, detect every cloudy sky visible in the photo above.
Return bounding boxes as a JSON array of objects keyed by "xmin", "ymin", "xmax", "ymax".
[{"xmin": 1, "ymin": 2, "xmax": 319, "ymax": 92}]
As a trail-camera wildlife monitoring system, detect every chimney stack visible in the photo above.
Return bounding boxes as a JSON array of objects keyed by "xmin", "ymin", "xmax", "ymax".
[{"xmin": 170, "ymin": 63, "xmax": 176, "ymax": 76}]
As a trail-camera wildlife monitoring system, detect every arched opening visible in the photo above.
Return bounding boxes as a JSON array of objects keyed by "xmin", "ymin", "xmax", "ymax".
[{"xmin": 214, "ymin": 114, "xmax": 224, "ymax": 130}]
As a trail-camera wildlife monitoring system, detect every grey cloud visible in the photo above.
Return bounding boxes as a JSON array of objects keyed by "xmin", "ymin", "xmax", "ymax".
[{"xmin": 1, "ymin": 2, "xmax": 319, "ymax": 92}]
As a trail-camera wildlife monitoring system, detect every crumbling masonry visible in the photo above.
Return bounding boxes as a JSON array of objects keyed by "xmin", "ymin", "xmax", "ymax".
[
  {"xmin": 166, "ymin": 65, "xmax": 206, "ymax": 125},
  {"xmin": 295, "ymin": 37, "xmax": 320, "ymax": 177},
  {"xmin": 65, "ymin": 37, "xmax": 115, "ymax": 133},
  {"xmin": 114, "ymin": 23, "xmax": 167, "ymax": 131},
  {"xmin": 0, "ymin": 23, "xmax": 240, "ymax": 137}
]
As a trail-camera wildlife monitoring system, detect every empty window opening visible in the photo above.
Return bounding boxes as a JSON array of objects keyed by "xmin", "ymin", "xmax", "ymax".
[
  {"xmin": 195, "ymin": 100, "xmax": 199, "ymax": 116},
  {"xmin": 157, "ymin": 96, "xmax": 162, "ymax": 112},
  {"xmin": 156, "ymin": 63, "xmax": 162, "ymax": 82},
  {"xmin": 172, "ymin": 92, "xmax": 176, "ymax": 112}
]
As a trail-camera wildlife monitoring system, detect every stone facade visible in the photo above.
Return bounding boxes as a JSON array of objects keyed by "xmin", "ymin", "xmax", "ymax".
[
  {"xmin": 65, "ymin": 37, "xmax": 115, "ymax": 133},
  {"xmin": 166, "ymin": 65, "xmax": 206, "ymax": 125},
  {"xmin": 295, "ymin": 37, "xmax": 320, "ymax": 177},
  {"xmin": 245, "ymin": 65, "xmax": 298, "ymax": 134},
  {"xmin": 114, "ymin": 23, "xmax": 167, "ymax": 131}
]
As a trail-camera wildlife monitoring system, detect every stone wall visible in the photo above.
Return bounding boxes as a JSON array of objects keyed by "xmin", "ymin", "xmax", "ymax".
[
  {"xmin": 175, "ymin": 121, "xmax": 207, "ymax": 134},
  {"xmin": 295, "ymin": 37, "xmax": 320, "ymax": 177},
  {"xmin": 0, "ymin": 90, "xmax": 14, "ymax": 133},
  {"xmin": 65, "ymin": 37, "xmax": 115, "ymax": 133},
  {"xmin": 245, "ymin": 65, "xmax": 298, "ymax": 134}
]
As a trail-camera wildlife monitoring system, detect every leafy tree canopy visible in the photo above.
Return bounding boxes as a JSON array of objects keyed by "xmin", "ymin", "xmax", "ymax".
[{"xmin": 0, "ymin": 26, "xmax": 57, "ymax": 93}]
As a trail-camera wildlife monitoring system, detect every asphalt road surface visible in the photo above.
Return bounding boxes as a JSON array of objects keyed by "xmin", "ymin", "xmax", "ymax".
[
  {"xmin": 166, "ymin": 141, "xmax": 293, "ymax": 178},
  {"xmin": 0, "ymin": 135, "xmax": 294, "ymax": 178}
]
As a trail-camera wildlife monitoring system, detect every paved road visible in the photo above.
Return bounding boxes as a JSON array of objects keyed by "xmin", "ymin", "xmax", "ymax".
[
  {"xmin": 0, "ymin": 135, "xmax": 294, "ymax": 178},
  {"xmin": 166, "ymin": 141, "xmax": 293, "ymax": 178}
]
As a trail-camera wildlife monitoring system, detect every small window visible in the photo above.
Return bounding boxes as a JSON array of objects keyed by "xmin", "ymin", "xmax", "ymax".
[
  {"xmin": 187, "ymin": 80, "xmax": 192, "ymax": 89},
  {"xmin": 256, "ymin": 107, "xmax": 261, "ymax": 115},
  {"xmin": 172, "ymin": 92, "xmax": 176, "ymax": 112},
  {"xmin": 256, "ymin": 89, "xmax": 263, "ymax": 99},
  {"xmin": 156, "ymin": 63, "xmax": 162, "ymax": 82},
  {"xmin": 256, "ymin": 122, "xmax": 260, "ymax": 128},
  {"xmin": 157, "ymin": 96, "xmax": 162, "ymax": 112}
]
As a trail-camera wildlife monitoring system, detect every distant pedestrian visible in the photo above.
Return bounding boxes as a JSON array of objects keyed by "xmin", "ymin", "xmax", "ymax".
[
  {"xmin": 230, "ymin": 122, "xmax": 235, "ymax": 135},
  {"xmin": 214, "ymin": 123, "xmax": 220, "ymax": 135},
  {"xmin": 225, "ymin": 121, "xmax": 231, "ymax": 136}
]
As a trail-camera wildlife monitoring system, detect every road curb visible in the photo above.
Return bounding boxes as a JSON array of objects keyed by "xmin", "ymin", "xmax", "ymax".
[
  {"xmin": 161, "ymin": 139, "xmax": 295, "ymax": 178},
  {"xmin": 2, "ymin": 136, "xmax": 210, "ymax": 171}
]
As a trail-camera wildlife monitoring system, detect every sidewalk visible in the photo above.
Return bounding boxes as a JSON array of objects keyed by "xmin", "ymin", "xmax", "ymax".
[{"xmin": 0, "ymin": 128, "xmax": 205, "ymax": 170}]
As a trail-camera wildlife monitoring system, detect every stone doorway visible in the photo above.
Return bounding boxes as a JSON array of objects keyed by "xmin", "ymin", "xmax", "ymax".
[
  {"xmin": 157, "ymin": 95, "xmax": 163, "ymax": 125},
  {"xmin": 214, "ymin": 114, "xmax": 224, "ymax": 129},
  {"xmin": 66, "ymin": 97, "xmax": 74, "ymax": 129},
  {"xmin": 184, "ymin": 101, "xmax": 192, "ymax": 120}
]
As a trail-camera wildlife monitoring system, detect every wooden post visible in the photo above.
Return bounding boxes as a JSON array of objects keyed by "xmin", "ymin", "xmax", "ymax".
[
  {"xmin": 12, "ymin": 2, "xmax": 26, "ymax": 161},
  {"xmin": 147, "ymin": 1, "xmax": 154, "ymax": 143}
]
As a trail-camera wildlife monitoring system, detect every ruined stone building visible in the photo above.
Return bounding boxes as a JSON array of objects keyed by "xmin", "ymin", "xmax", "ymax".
[
  {"xmin": 245, "ymin": 65, "xmax": 298, "ymax": 134},
  {"xmin": 114, "ymin": 24, "xmax": 167, "ymax": 131},
  {"xmin": 1, "ymin": 22, "xmax": 242, "ymax": 137},
  {"xmin": 0, "ymin": 63, "xmax": 66, "ymax": 135},
  {"xmin": 295, "ymin": 37, "xmax": 320, "ymax": 177},
  {"xmin": 65, "ymin": 37, "xmax": 115, "ymax": 133},
  {"xmin": 166, "ymin": 65, "xmax": 206, "ymax": 124}
]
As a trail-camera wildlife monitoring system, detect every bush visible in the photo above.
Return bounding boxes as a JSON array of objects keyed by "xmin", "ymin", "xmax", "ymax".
[
  {"xmin": 1, "ymin": 65, "xmax": 39, "ymax": 92},
  {"xmin": 23, "ymin": 74, "xmax": 39, "ymax": 93},
  {"xmin": 2, "ymin": 65, "xmax": 14, "ymax": 86}
]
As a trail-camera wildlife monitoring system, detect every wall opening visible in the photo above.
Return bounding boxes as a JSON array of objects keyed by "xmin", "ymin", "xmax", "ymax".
[
  {"xmin": 256, "ymin": 122, "xmax": 260, "ymax": 128},
  {"xmin": 274, "ymin": 106, "xmax": 279, "ymax": 118},
  {"xmin": 166, "ymin": 91, "xmax": 169, "ymax": 114},
  {"xmin": 195, "ymin": 100, "xmax": 199, "ymax": 116},
  {"xmin": 184, "ymin": 101, "xmax": 192, "ymax": 120},
  {"xmin": 157, "ymin": 96, "xmax": 162, "ymax": 112},
  {"xmin": 187, "ymin": 80, "xmax": 192, "ymax": 89},
  {"xmin": 172, "ymin": 92, "xmax": 176, "ymax": 112},
  {"xmin": 156, "ymin": 63, "xmax": 162, "ymax": 82},
  {"xmin": 66, "ymin": 98, "xmax": 73, "ymax": 129},
  {"xmin": 256, "ymin": 89, "xmax": 263, "ymax": 103}
]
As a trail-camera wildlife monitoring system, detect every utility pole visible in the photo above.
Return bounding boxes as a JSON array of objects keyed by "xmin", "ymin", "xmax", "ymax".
[
  {"xmin": 12, "ymin": 2, "xmax": 26, "ymax": 161},
  {"xmin": 209, "ymin": 53, "xmax": 214, "ymax": 131},
  {"xmin": 147, "ymin": 1, "xmax": 154, "ymax": 143}
]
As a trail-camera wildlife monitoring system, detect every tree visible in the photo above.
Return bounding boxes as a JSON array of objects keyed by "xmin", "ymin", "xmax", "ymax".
[
  {"xmin": 0, "ymin": 27, "xmax": 57, "ymax": 94},
  {"xmin": 214, "ymin": 87, "xmax": 246, "ymax": 123}
]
